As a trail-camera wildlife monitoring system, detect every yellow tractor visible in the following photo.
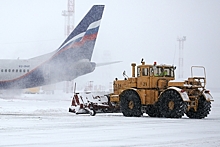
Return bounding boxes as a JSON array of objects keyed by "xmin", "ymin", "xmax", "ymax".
[{"xmin": 110, "ymin": 60, "xmax": 213, "ymax": 118}]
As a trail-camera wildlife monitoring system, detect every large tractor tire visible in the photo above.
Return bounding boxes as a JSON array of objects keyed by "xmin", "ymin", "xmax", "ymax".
[
  {"xmin": 119, "ymin": 89, "xmax": 142, "ymax": 117},
  {"xmin": 159, "ymin": 89, "xmax": 187, "ymax": 118},
  {"xmin": 186, "ymin": 95, "xmax": 211, "ymax": 119},
  {"xmin": 146, "ymin": 103, "xmax": 162, "ymax": 117}
]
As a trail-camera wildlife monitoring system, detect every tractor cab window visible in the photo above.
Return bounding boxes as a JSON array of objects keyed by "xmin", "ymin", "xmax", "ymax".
[
  {"xmin": 137, "ymin": 67, "xmax": 140, "ymax": 77},
  {"xmin": 150, "ymin": 67, "xmax": 175, "ymax": 77},
  {"xmin": 163, "ymin": 67, "xmax": 174, "ymax": 77},
  {"xmin": 137, "ymin": 67, "xmax": 148, "ymax": 76},
  {"xmin": 164, "ymin": 67, "xmax": 175, "ymax": 77},
  {"xmin": 150, "ymin": 67, "xmax": 164, "ymax": 77},
  {"xmin": 142, "ymin": 68, "xmax": 148, "ymax": 76}
]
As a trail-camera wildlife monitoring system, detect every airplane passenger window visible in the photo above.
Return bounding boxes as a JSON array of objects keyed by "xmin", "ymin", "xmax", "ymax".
[
  {"xmin": 27, "ymin": 69, "xmax": 29, "ymax": 72},
  {"xmin": 9, "ymin": 69, "xmax": 11, "ymax": 72},
  {"xmin": 12, "ymin": 69, "xmax": 14, "ymax": 72},
  {"xmin": 5, "ymin": 69, "xmax": 7, "ymax": 72},
  {"xmin": 23, "ymin": 69, "xmax": 25, "ymax": 72},
  {"xmin": 19, "ymin": 69, "xmax": 22, "ymax": 72},
  {"xmin": 16, "ymin": 69, "xmax": 18, "ymax": 72},
  {"xmin": 1, "ymin": 69, "xmax": 3, "ymax": 72}
]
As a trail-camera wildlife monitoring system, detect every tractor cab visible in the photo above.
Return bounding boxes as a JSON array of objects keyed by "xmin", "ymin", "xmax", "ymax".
[{"xmin": 134, "ymin": 61, "xmax": 175, "ymax": 89}]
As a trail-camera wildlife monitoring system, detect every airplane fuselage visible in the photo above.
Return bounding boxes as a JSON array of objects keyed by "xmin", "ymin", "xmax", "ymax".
[
  {"xmin": 0, "ymin": 5, "xmax": 104, "ymax": 90},
  {"xmin": 0, "ymin": 39, "xmax": 96, "ymax": 89}
]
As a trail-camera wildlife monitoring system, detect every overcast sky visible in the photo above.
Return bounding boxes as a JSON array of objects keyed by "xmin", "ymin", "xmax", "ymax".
[{"xmin": 0, "ymin": 0, "xmax": 219, "ymax": 89}]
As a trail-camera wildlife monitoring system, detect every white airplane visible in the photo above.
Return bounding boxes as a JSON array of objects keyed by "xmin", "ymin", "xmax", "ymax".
[{"xmin": 0, "ymin": 5, "xmax": 113, "ymax": 90}]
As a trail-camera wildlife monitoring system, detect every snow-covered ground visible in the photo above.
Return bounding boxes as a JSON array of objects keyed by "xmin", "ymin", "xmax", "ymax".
[{"xmin": 0, "ymin": 91, "xmax": 220, "ymax": 147}]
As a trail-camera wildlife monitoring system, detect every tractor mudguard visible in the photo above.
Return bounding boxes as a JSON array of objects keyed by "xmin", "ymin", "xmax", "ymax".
[
  {"xmin": 164, "ymin": 87, "xmax": 190, "ymax": 102},
  {"xmin": 202, "ymin": 92, "xmax": 214, "ymax": 101},
  {"xmin": 119, "ymin": 88, "xmax": 141, "ymax": 101},
  {"xmin": 119, "ymin": 88, "xmax": 138, "ymax": 96}
]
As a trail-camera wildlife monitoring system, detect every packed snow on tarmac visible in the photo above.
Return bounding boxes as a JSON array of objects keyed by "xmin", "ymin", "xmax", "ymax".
[{"xmin": 0, "ymin": 91, "xmax": 220, "ymax": 147}]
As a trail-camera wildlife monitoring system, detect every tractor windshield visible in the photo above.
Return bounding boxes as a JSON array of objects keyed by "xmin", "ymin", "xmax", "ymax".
[
  {"xmin": 150, "ymin": 66, "xmax": 174, "ymax": 77},
  {"xmin": 164, "ymin": 67, "xmax": 174, "ymax": 77}
]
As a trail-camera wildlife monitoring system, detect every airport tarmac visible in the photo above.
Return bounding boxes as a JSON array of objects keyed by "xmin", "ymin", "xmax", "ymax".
[{"xmin": 0, "ymin": 91, "xmax": 220, "ymax": 147}]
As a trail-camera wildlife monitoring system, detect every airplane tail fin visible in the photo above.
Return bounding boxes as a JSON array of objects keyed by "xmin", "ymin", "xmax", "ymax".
[{"xmin": 56, "ymin": 5, "xmax": 105, "ymax": 61}]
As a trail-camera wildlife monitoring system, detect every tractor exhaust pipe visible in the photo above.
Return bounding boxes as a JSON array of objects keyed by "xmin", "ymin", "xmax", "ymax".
[{"xmin": 131, "ymin": 63, "xmax": 136, "ymax": 77}]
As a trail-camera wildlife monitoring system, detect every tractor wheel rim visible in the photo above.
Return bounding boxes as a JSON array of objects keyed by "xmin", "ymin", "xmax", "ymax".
[
  {"xmin": 168, "ymin": 101, "xmax": 174, "ymax": 110},
  {"xmin": 128, "ymin": 101, "xmax": 134, "ymax": 109}
]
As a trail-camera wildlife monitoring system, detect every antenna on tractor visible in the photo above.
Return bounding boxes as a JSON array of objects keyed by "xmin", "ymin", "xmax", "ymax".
[{"xmin": 123, "ymin": 71, "xmax": 129, "ymax": 79}]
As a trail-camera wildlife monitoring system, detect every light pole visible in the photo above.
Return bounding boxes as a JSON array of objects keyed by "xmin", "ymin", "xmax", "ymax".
[{"xmin": 177, "ymin": 36, "xmax": 186, "ymax": 78}]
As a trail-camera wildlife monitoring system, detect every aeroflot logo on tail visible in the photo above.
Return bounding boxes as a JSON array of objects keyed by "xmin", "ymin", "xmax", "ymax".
[{"xmin": 57, "ymin": 20, "xmax": 101, "ymax": 52}]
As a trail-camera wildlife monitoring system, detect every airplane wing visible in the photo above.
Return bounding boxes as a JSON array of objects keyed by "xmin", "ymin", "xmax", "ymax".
[{"xmin": 95, "ymin": 61, "xmax": 122, "ymax": 67}]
